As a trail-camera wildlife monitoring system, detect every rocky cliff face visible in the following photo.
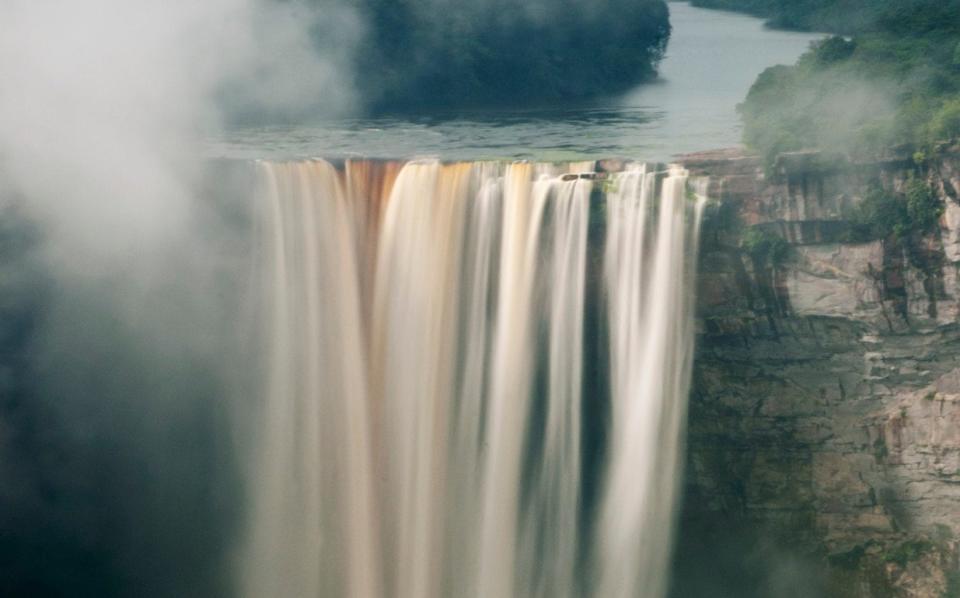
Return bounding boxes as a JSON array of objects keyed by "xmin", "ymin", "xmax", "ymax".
[{"xmin": 673, "ymin": 146, "xmax": 960, "ymax": 597}]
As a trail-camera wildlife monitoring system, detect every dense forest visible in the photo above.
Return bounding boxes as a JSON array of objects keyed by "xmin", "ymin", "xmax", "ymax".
[
  {"xmin": 689, "ymin": 0, "xmax": 953, "ymax": 33},
  {"xmin": 693, "ymin": 0, "xmax": 960, "ymax": 164},
  {"xmin": 350, "ymin": 0, "xmax": 671, "ymax": 111}
]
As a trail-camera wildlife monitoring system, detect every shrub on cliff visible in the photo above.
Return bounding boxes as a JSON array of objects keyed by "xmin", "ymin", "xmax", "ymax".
[
  {"xmin": 844, "ymin": 179, "xmax": 942, "ymax": 242},
  {"xmin": 927, "ymin": 99, "xmax": 960, "ymax": 142},
  {"xmin": 905, "ymin": 177, "xmax": 943, "ymax": 234},
  {"xmin": 741, "ymin": 227, "xmax": 789, "ymax": 266},
  {"xmin": 844, "ymin": 186, "xmax": 904, "ymax": 241}
]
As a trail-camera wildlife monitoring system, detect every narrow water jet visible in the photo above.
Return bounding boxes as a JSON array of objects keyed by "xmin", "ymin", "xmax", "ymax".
[{"xmin": 241, "ymin": 159, "xmax": 707, "ymax": 598}]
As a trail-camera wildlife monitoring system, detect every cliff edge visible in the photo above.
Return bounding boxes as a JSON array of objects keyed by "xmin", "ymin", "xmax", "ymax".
[{"xmin": 674, "ymin": 145, "xmax": 960, "ymax": 597}]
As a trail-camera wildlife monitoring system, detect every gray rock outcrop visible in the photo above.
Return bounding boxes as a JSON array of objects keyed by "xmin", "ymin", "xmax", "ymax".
[{"xmin": 675, "ymin": 145, "xmax": 960, "ymax": 598}]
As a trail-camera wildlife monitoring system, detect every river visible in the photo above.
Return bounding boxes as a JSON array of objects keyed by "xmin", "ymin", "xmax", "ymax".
[{"xmin": 206, "ymin": 2, "xmax": 823, "ymax": 162}]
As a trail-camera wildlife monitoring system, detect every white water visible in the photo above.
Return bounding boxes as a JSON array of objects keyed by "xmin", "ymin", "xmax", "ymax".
[
  {"xmin": 243, "ymin": 159, "xmax": 706, "ymax": 598},
  {"xmin": 596, "ymin": 165, "xmax": 706, "ymax": 598}
]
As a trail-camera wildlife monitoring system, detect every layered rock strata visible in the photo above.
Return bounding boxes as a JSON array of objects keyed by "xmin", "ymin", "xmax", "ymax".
[{"xmin": 675, "ymin": 146, "xmax": 960, "ymax": 597}]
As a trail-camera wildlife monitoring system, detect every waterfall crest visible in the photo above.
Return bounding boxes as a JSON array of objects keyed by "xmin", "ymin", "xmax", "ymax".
[{"xmin": 243, "ymin": 159, "xmax": 707, "ymax": 598}]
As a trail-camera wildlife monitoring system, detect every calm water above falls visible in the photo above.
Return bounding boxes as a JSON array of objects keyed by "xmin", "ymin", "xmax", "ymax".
[{"xmin": 207, "ymin": 2, "xmax": 823, "ymax": 162}]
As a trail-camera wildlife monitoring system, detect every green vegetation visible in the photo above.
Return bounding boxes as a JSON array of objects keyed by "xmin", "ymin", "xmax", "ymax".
[
  {"xmin": 695, "ymin": 0, "xmax": 960, "ymax": 165},
  {"xmin": 692, "ymin": 0, "xmax": 960, "ymax": 35},
  {"xmin": 905, "ymin": 178, "xmax": 943, "ymax": 233},
  {"xmin": 845, "ymin": 186, "xmax": 908, "ymax": 242},
  {"xmin": 950, "ymin": 574, "xmax": 960, "ymax": 598},
  {"xmin": 844, "ymin": 178, "xmax": 942, "ymax": 242},
  {"xmin": 741, "ymin": 227, "xmax": 789, "ymax": 266},
  {"xmin": 691, "ymin": 0, "xmax": 859, "ymax": 31},
  {"xmin": 352, "ymin": 0, "xmax": 671, "ymax": 111},
  {"xmin": 883, "ymin": 539, "xmax": 935, "ymax": 568},
  {"xmin": 827, "ymin": 543, "xmax": 867, "ymax": 570},
  {"xmin": 872, "ymin": 435, "xmax": 888, "ymax": 460}
]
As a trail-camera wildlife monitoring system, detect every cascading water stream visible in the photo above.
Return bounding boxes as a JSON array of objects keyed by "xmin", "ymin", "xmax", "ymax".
[{"xmin": 242, "ymin": 159, "xmax": 707, "ymax": 598}]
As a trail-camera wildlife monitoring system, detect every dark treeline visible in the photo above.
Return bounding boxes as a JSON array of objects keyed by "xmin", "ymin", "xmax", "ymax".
[
  {"xmin": 690, "ymin": 0, "xmax": 959, "ymax": 35},
  {"xmin": 693, "ymin": 0, "xmax": 960, "ymax": 164},
  {"xmin": 349, "ymin": 0, "xmax": 671, "ymax": 111}
]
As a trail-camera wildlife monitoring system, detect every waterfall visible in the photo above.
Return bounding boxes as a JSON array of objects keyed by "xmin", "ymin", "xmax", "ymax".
[
  {"xmin": 242, "ymin": 159, "xmax": 706, "ymax": 598},
  {"xmin": 595, "ymin": 165, "xmax": 706, "ymax": 598}
]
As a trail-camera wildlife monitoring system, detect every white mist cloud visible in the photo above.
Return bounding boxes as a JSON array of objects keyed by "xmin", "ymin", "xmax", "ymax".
[
  {"xmin": 0, "ymin": 4, "xmax": 364, "ymax": 590},
  {"xmin": 0, "ymin": 0, "xmax": 359, "ymax": 270}
]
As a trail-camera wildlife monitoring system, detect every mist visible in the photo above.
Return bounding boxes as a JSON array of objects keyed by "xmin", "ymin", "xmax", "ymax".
[
  {"xmin": 739, "ymin": 48, "xmax": 901, "ymax": 166},
  {"xmin": 0, "ymin": 0, "xmax": 359, "ymax": 263},
  {"xmin": 0, "ymin": 1, "xmax": 361, "ymax": 595}
]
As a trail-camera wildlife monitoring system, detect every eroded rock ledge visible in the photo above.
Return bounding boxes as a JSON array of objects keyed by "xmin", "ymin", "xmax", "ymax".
[{"xmin": 674, "ymin": 146, "xmax": 960, "ymax": 597}]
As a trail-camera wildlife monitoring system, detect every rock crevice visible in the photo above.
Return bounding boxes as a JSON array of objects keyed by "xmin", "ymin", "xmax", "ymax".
[{"xmin": 676, "ymin": 145, "xmax": 960, "ymax": 597}]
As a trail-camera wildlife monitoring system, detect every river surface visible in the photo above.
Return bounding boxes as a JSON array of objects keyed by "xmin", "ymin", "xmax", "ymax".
[{"xmin": 206, "ymin": 2, "xmax": 823, "ymax": 162}]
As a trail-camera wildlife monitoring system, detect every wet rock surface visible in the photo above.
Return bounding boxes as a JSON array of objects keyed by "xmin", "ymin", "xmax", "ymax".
[{"xmin": 673, "ymin": 146, "xmax": 960, "ymax": 597}]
